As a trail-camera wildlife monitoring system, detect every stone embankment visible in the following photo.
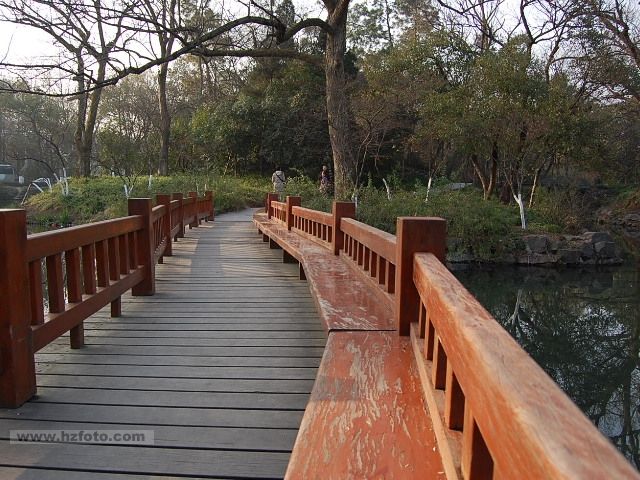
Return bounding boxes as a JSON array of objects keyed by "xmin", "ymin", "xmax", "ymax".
[
  {"xmin": 517, "ymin": 232, "xmax": 622, "ymax": 265},
  {"xmin": 448, "ymin": 231, "xmax": 623, "ymax": 265}
]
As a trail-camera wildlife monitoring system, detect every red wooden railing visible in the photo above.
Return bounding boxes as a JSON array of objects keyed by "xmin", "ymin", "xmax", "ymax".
[
  {"xmin": 263, "ymin": 194, "xmax": 638, "ymax": 479},
  {"xmin": 291, "ymin": 205, "xmax": 332, "ymax": 249},
  {"xmin": 0, "ymin": 191, "xmax": 214, "ymax": 408}
]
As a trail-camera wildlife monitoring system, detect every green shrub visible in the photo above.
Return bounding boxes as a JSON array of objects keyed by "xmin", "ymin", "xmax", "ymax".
[{"xmin": 25, "ymin": 174, "xmax": 270, "ymax": 225}]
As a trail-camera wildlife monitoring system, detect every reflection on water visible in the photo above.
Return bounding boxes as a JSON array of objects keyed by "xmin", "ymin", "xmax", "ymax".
[{"xmin": 455, "ymin": 265, "xmax": 640, "ymax": 469}]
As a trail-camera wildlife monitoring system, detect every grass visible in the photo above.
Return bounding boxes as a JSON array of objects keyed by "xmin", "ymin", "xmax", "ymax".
[
  {"xmin": 283, "ymin": 176, "xmax": 598, "ymax": 261},
  {"xmin": 26, "ymin": 174, "xmax": 270, "ymax": 225},
  {"xmin": 283, "ymin": 176, "xmax": 523, "ymax": 260}
]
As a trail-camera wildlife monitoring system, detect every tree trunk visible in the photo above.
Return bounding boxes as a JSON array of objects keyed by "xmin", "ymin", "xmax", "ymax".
[
  {"xmin": 470, "ymin": 154, "xmax": 489, "ymax": 199},
  {"xmin": 73, "ymin": 56, "xmax": 105, "ymax": 177},
  {"xmin": 488, "ymin": 141, "xmax": 498, "ymax": 199},
  {"xmin": 325, "ymin": 1, "xmax": 355, "ymax": 200},
  {"xmin": 157, "ymin": 63, "xmax": 171, "ymax": 176}
]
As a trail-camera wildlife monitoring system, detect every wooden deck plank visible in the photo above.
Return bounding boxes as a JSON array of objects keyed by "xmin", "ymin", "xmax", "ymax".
[
  {"xmin": 0, "ymin": 467, "xmax": 215, "ymax": 480},
  {"xmin": 35, "ymin": 363, "xmax": 319, "ymax": 379},
  {"xmin": 0, "ymin": 402, "xmax": 304, "ymax": 428},
  {"xmin": 0, "ymin": 441, "xmax": 290, "ymax": 478},
  {"xmin": 48, "ymin": 336, "xmax": 326, "ymax": 347},
  {"xmin": 36, "ymin": 353, "xmax": 322, "ymax": 368},
  {"xmin": 35, "ymin": 375, "xmax": 316, "ymax": 393},
  {"xmin": 0, "ymin": 418, "xmax": 297, "ymax": 451},
  {"xmin": 2, "ymin": 210, "xmax": 323, "ymax": 479},
  {"xmin": 30, "ymin": 387, "xmax": 311, "ymax": 410}
]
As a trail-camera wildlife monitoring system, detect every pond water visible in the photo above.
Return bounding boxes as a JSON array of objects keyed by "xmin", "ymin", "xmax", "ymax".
[{"xmin": 455, "ymin": 264, "xmax": 640, "ymax": 469}]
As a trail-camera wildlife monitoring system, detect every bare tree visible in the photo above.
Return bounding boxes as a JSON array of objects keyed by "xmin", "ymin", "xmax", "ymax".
[{"xmin": 0, "ymin": 0, "xmax": 136, "ymax": 176}]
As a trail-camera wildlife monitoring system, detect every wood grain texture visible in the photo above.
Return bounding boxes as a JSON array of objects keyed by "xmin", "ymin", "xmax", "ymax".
[
  {"xmin": 285, "ymin": 331, "xmax": 445, "ymax": 480},
  {"xmin": 413, "ymin": 252, "xmax": 640, "ymax": 480}
]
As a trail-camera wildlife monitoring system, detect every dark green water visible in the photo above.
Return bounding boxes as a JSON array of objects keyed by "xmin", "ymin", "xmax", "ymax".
[{"xmin": 455, "ymin": 265, "xmax": 640, "ymax": 469}]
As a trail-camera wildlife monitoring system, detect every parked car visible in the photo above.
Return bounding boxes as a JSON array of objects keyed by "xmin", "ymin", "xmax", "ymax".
[{"xmin": 0, "ymin": 164, "xmax": 17, "ymax": 183}]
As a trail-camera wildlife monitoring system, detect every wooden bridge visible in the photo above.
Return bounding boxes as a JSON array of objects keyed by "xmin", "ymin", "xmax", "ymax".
[{"xmin": 0, "ymin": 192, "xmax": 637, "ymax": 479}]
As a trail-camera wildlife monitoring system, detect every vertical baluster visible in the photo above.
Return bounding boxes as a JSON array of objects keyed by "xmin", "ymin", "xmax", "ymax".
[
  {"xmin": 119, "ymin": 234, "xmax": 129, "ymax": 274},
  {"xmin": 107, "ymin": 236, "xmax": 122, "ymax": 317},
  {"xmin": 108, "ymin": 237, "xmax": 121, "ymax": 281},
  {"xmin": 82, "ymin": 244, "xmax": 97, "ymax": 294},
  {"xmin": 370, "ymin": 251, "xmax": 378, "ymax": 278},
  {"xmin": 46, "ymin": 254, "xmax": 65, "ymax": 314},
  {"xmin": 363, "ymin": 247, "xmax": 370, "ymax": 271},
  {"xmin": 432, "ymin": 336, "xmax": 447, "ymax": 389},
  {"xmin": 95, "ymin": 240, "xmax": 109, "ymax": 288},
  {"xmin": 425, "ymin": 313, "xmax": 435, "ymax": 360},
  {"xmin": 29, "ymin": 260, "xmax": 44, "ymax": 325},
  {"xmin": 128, "ymin": 232, "xmax": 137, "ymax": 270},
  {"xmin": 445, "ymin": 364, "xmax": 465, "ymax": 430},
  {"xmin": 378, "ymin": 258, "xmax": 386, "ymax": 286},
  {"xmin": 418, "ymin": 302, "xmax": 426, "ymax": 338},
  {"xmin": 66, "ymin": 248, "xmax": 84, "ymax": 348},
  {"xmin": 386, "ymin": 262, "xmax": 396, "ymax": 294},
  {"xmin": 461, "ymin": 404, "xmax": 493, "ymax": 480}
]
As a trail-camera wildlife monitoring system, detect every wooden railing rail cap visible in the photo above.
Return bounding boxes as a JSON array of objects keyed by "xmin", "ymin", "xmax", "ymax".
[
  {"xmin": 291, "ymin": 206, "xmax": 332, "ymax": 225},
  {"xmin": 413, "ymin": 252, "xmax": 639, "ymax": 479},
  {"xmin": 26, "ymin": 215, "xmax": 144, "ymax": 261},
  {"xmin": 340, "ymin": 217, "xmax": 397, "ymax": 264}
]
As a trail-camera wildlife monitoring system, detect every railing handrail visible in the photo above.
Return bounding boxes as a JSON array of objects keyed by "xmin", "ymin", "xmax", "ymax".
[
  {"xmin": 151, "ymin": 203, "xmax": 167, "ymax": 221},
  {"xmin": 0, "ymin": 190, "xmax": 215, "ymax": 409},
  {"xmin": 292, "ymin": 206, "xmax": 332, "ymax": 226},
  {"xmin": 413, "ymin": 252, "xmax": 638, "ymax": 479},
  {"xmin": 26, "ymin": 215, "xmax": 143, "ymax": 261},
  {"xmin": 341, "ymin": 217, "xmax": 396, "ymax": 265},
  {"xmin": 261, "ymin": 192, "xmax": 638, "ymax": 478}
]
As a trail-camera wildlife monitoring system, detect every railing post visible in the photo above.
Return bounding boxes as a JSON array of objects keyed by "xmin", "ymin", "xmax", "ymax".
[
  {"xmin": 395, "ymin": 217, "xmax": 446, "ymax": 336},
  {"xmin": 266, "ymin": 193, "xmax": 279, "ymax": 219},
  {"xmin": 173, "ymin": 193, "xmax": 184, "ymax": 239},
  {"xmin": 157, "ymin": 194, "xmax": 172, "ymax": 257},
  {"xmin": 286, "ymin": 196, "xmax": 301, "ymax": 231},
  {"xmin": 205, "ymin": 190, "xmax": 215, "ymax": 221},
  {"xmin": 0, "ymin": 209, "xmax": 36, "ymax": 407},
  {"xmin": 188, "ymin": 191, "xmax": 198, "ymax": 228},
  {"xmin": 331, "ymin": 201, "xmax": 356, "ymax": 256},
  {"xmin": 128, "ymin": 198, "xmax": 155, "ymax": 296}
]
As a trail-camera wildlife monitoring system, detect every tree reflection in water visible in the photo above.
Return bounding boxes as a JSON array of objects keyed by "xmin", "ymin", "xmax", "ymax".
[{"xmin": 455, "ymin": 266, "xmax": 640, "ymax": 469}]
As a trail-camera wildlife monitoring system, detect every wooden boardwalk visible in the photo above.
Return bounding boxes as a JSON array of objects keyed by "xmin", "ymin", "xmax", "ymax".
[{"xmin": 0, "ymin": 209, "xmax": 325, "ymax": 479}]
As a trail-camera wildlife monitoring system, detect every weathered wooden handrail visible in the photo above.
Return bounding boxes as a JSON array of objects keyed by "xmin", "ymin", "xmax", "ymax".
[
  {"xmin": 412, "ymin": 252, "xmax": 639, "ymax": 479},
  {"xmin": 261, "ymin": 193, "xmax": 638, "ymax": 478},
  {"xmin": 26, "ymin": 215, "xmax": 145, "ymax": 355},
  {"xmin": 340, "ymin": 217, "xmax": 397, "ymax": 294},
  {"xmin": 0, "ymin": 190, "xmax": 214, "ymax": 408}
]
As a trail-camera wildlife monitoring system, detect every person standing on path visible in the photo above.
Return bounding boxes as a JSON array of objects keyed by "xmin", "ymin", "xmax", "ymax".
[{"xmin": 272, "ymin": 166, "xmax": 286, "ymax": 199}]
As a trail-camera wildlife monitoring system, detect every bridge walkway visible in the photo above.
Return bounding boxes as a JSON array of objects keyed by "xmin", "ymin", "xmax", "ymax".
[{"xmin": 0, "ymin": 209, "xmax": 324, "ymax": 479}]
